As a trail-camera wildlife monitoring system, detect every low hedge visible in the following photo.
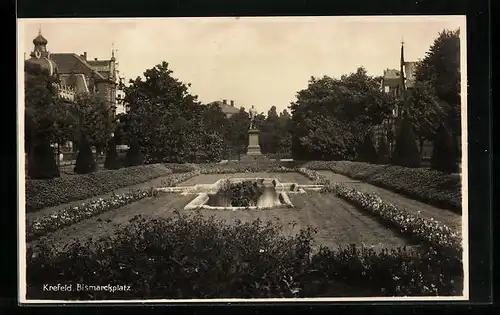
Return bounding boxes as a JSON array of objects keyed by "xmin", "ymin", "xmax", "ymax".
[
  {"xmin": 163, "ymin": 163, "xmax": 199, "ymax": 173},
  {"xmin": 303, "ymin": 161, "xmax": 462, "ymax": 213},
  {"xmin": 27, "ymin": 213, "xmax": 463, "ymax": 299},
  {"xmin": 198, "ymin": 161, "xmax": 303, "ymax": 174},
  {"xmin": 27, "ymin": 172, "xmax": 200, "ymax": 241},
  {"xmin": 26, "ymin": 164, "xmax": 174, "ymax": 213}
]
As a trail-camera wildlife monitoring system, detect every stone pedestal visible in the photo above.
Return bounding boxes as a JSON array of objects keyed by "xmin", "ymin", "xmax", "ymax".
[
  {"xmin": 240, "ymin": 129, "xmax": 268, "ymax": 162},
  {"xmin": 246, "ymin": 129, "xmax": 262, "ymax": 155}
]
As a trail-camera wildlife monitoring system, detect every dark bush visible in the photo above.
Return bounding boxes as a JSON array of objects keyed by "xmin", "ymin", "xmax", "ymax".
[
  {"xmin": 104, "ymin": 138, "xmax": 121, "ymax": 170},
  {"xmin": 377, "ymin": 136, "xmax": 391, "ymax": 164},
  {"xmin": 26, "ymin": 164, "xmax": 174, "ymax": 212},
  {"xmin": 26, "ymin": 214, "xmax": 463, "ymax": 299},
  {"xmin": 27, "ymin": 140, "xmax": 60, "ymax": 179},
  {"xmin": 74, "ymin": 140, "xmax": 97, "ymax": 174},
  {"xmin": 392, "ymin": 118, "xmax": 421, "ymax": 168},
  {"xmin": 357, "ymin": 133, "xmax": 378, "ymax": 163},
  {"xmin": 302, "ymin": 161, "xmax": 461, "ymax": 213},
  {"xmin": 124, "ymin": 138, "xmax": 144, "ymax": 167},
  {"xmin": 431, "ymin": 124, "xmax": 458, "ymax": 174}
]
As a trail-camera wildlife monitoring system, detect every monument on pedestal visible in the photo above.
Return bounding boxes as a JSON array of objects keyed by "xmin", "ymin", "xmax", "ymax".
[{"xmin": 240, "ymin": 105, "xmax": 268, "ymax": 162}]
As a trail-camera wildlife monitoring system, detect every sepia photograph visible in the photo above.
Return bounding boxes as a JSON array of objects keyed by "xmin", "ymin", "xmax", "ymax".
[{"xmin": 18, "ymin": 16, "xmax": 467, "ymax": 303}]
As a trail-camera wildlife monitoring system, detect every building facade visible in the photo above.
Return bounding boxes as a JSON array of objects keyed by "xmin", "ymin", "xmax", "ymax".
[
  {"xmin": 25, "ymin": 30, "xmax": 119, "ymax": 112},
  {"xmin": 25, "ymin": 30, "xmax": 121, "ymax": 154}
]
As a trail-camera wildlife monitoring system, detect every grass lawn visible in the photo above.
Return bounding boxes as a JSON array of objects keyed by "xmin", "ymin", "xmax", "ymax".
[{"xmin": 28, "ymin": 174, "xmax": 414, "ymax": 254}]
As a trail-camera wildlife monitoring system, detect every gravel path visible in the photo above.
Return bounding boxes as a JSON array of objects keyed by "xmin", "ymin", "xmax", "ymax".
[{"xmin": 316, "ymin": 170, "xmax": 462, "ymax": 233}]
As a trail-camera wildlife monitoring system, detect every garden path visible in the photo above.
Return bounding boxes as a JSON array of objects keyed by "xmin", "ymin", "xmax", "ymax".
[{"xmin": 316, "ymin": 170, "xmax": 462, "ymax": 234}]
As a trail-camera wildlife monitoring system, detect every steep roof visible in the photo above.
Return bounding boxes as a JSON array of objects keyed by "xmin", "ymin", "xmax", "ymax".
[{"xmin": 50, "ymin": 53, "xmax": 107, "ymax": 81}]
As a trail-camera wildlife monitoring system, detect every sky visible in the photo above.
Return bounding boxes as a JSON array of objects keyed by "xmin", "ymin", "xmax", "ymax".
[{"xmin": 18, "ymin": 16, "xmax": 465, "ymax": 114}]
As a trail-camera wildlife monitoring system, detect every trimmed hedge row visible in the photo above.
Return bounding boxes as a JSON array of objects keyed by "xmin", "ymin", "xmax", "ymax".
[
  {"xmin": 27, "ymin": 213, "xmax": 463, "ymax": 299},
  {"xmin": 303, "ymin": 161, "xmax": 462, "ymax": 213},
  {"xmin": 198, "ymin": 161, "xmax": 303, "ymax": 174},
  {"xmin": 27, "ymin": 172, "xmax": 200, "ymax": 241},
  {"xmin": 26, "ymin": 164, "xmax": 174, "ymax": 213}
]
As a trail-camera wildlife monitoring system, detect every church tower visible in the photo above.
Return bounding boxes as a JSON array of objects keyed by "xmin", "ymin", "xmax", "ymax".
[{"xmin": 400, "ymin": 39, "xmax": 406, "ymax": 96}]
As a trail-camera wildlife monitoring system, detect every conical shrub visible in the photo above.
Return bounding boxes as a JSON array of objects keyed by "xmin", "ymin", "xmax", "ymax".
[
  {"xmin": 74, "ymin": 139, "xmax": 97, "ymax": 174},
  {"xmin": 377, "ymin": 136, "xmax": 390, "ymax": 164},
  {"xmin": 124, "ymin": 138, "xmax": 144, "ymax": 167},
  {"xmin": 392, "ymin": 117, "xmax": 421, "ymax": 168},
  {"xmin": 357, "ymin": 133, "xmax": 378, "ymax": 164},
  {"xmin": 28, "ymin": 138, "xmax": 60, "ymax": 179},
  {"xmin": 431, "ymin": 124, "xmax": 458, "ymax": 173},
  {"xmin": 104, "ymin": 138, "xmax": 121, "ymax": 170}
]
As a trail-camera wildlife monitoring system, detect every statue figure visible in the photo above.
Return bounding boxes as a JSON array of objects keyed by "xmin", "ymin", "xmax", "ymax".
[{"xmin": 249, "ymin": 105, "xmax": 257, "ymax": 130}]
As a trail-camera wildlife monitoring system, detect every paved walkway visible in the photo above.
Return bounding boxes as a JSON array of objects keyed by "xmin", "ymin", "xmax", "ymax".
[{"xmin": 316, "ymin": 170, "xmax": 462, "ymax": 233}]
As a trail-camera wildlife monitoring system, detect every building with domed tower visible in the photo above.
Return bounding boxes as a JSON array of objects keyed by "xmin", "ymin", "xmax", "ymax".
[
  {"xmin": 24, "ymin": 29, "xmax": 122, "ymax": 155},
  {"xmin": 25, "ymin": 29, "xmax": 119, "ymax": 110}
]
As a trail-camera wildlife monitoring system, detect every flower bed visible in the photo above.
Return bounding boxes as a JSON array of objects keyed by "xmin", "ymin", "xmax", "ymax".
[
  {"xmin": 26, "ymin": 164, "xmax": 175, "ymax": 213},
  {"xmin": 297, "ymin": 168, "xmax": 330, "ymax": 185},
  {"xmin": 320, "ymin": 183, "xmax": 462, "ymax": 256},
  {"xmin": 160, "ymin": 170, "xmax": 201, "ymax": 186},
  {"xmin": 303, "ymin": 161, "xmax": 462, "ymax": 213},
  {"xmin": 27, "ymin": 213, "xmax": 463, "ymax": 299},
  {"xmin": 27, "ymin": 171, "xmax": 200, "ymax": 241}
]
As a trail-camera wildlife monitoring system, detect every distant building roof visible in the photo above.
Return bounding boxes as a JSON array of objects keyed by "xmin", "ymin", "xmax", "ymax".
[
  {"xmin": 50, "ymin": 53, "xmax": 108, "ymax": 81},
  {"xmin": 383, "ymin": 69, "xmax": 401, "ymax": 88},
  {"xmin": 209, "ymin": 101, "xmax": 240, "ymax": 115}
]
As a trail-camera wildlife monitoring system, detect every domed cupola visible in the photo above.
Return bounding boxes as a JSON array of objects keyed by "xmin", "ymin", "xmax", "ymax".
[
  {"xmin": 26, "ymin": 28, "xmax": 58, "ymax": 75},
  {"xmin": 33, "ymin": 33, "xmax": 48, "ymax": 46}
]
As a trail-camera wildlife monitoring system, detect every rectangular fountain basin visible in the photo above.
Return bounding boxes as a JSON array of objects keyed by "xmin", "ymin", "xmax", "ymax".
[{"xmin": 184, "ymin": 178, "xmax": 294, "ymax": 210}]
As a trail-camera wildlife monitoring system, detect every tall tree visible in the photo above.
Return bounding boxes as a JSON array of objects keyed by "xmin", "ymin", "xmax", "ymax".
[
  {"xmin": 25, "ymin": 62, "xmax": 71, "ymax": 178},
  {"xmin": 406, "ymin": 81, "xmax": 448, "ymax": 156},
  {"xmin": 290, "ymin": 67, "xmax": 396, "ymax": 160},
  {"xmin": 123, "ymin": 62, "xmax": 224, "ymax": 163},
  {"xmin": 415, "ymin": 29, "xmax": 461, "ymax": 142},
  {"xmin": 259, "ymin": 106, "xmax": 280, "ymax": 154},
  {"xmin": 226, "ymin": 107, "xmax": 250, "ymax": 159}
]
